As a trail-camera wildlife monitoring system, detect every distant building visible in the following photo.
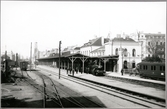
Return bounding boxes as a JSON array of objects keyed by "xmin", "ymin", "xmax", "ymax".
[
  {"xmin": 138, "ymin": 32, "xmax": 165, "ymax": 60},
  {"xmin": 38, "ymin": 48, "xmax": 59, "ymax": 58},
  {"xmin": 62, "ymin": 45, "xmax": 80, "ymax": 55}
]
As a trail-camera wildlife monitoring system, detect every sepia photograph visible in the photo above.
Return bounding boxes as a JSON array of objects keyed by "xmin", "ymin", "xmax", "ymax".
[{"xmin": 1, "ymin": 1, "xmax": 166, "ymax": 108}]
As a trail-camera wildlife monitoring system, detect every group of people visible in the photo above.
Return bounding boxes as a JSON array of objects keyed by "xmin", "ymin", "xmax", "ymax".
[
  {"xmin": 121, "ymin": 65, "xmax": 140, "ymax": 76},
  {"xmin": 66, "ymin": 66, "xmax": 81, "ymax": 76}
]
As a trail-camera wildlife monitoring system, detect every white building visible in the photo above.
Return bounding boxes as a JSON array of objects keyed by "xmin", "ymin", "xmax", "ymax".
[
  {"xmin": 80, "ymin": 37, "xmax": 106, "ymax": 56},
  {"xmin": 91, "ymin": 37, "xmax": 142, "ymax": 73}
]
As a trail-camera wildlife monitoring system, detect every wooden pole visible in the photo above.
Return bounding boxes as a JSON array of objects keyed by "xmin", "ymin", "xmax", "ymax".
[
  {"xmin": 30, "ymin": 42, "xmax": 32, "ymax": 71},
  {"xmin": 59, "ymin": 41, "xmax": 61, "ymax": 79}
]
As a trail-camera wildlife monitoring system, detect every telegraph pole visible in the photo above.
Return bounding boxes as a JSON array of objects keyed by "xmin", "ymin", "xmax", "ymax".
[
  {"xmin": 30, "ymin": 42, "xmax": 32, "ymax": 71},
  {"xmin": 5, "ymin": 51, "xmax": 8, "ymax": 77},
  {"xmin": 16, "ymin": 53, "xmax": 18, "ymax": 70},
  {"xmin": 59, "ymin": 41, "xmax": 61, "ymax": 79}
]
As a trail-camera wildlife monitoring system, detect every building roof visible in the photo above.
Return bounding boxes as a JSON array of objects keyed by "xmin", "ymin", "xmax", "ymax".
[
  {"xmin": 112, "ymin": 37, "xmax": 137, "ymax": 43},
  {"xmin": 63, "ymin": 45, "xmax": 80, "ymax": 52},
  {"xmin": 90, "ymin": 55, "xmax": 119, "ymax": 60},
  {"xmin": 144, "ymin": 33, "xmax": 165, "ymax": 38},
  {"xmin": 64, "ymin": 52, "xmax": 89, "ymax": 58},
  {"xmin": 91, "ymin": 45, "xmax": 105, "ymax": 53},
  {"xmin": 138, "ymin": 61, "xmax": 165, "ymax": 65},
  {"xmin": 81, "ymin": 37, "xmax": 103, "ymax": 48},
  {"xmin": 37, "ymin": 52, "xmax": 89, "ymax": 60}
]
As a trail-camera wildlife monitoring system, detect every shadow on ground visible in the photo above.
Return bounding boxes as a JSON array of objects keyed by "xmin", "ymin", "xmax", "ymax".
[{"xmin": 1, "ymin": 95, "xmax": 106, "ymax": 108}]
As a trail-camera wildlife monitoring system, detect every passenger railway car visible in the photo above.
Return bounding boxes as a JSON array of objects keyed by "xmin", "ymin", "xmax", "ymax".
[
  {"xmin": 20, "ymin": 61, "xmax": 29, "ymax": 71},
  {"xmin": 137, "ymin": 62, "xmax": 165, "ymax": 80}
]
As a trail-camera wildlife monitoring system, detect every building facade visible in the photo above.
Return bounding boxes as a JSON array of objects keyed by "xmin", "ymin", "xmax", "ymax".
[
  {"xmin": 37, "ymin": 32, "xmax": 165, "ymax": 73},
  {"xmin": 138, "ymin": 33, "xmax": 165, "ymax": 60},
  {"xmin": 91, "ymin": 37, "xmax": 142, "ymax": 72},
  {"xmin": 80, "ymin": 37, "xmax": 104, "ymax": 56}
]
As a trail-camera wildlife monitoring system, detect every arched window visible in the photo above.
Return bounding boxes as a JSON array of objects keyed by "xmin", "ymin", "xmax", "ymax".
[
  {"xmin": 124, "ymin": 48, "xmax": 127, "ymax": 57},
  {"xmin": 132, "ymin": 60, "xmax": 136, "ymax": 68},
  {"xmin": 115, "ymin": 48, "xmax": 118, "ymax": 55},
  {"xmin": 156, "ymin": 42, "xmax": 158, "ymax": 45},
  {"xmin": 148, "ymin": 42, "xmax": 150, "ymax": 45},
  {"xmin": 132, "ymin": 49, "xmax": 136, "ymax": 57},
  {"xmin": 123, "ymin": 60, "xmax": 128, "ymax": 69}
]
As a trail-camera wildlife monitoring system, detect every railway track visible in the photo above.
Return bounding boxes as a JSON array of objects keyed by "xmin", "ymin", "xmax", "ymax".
[
  {"xmin": 38, "ymin": 67, "xmax": 166, "ymax": 108},
  {"xmin": 21, "ymin": 70, "xmax": 103, "ymax": 108}
]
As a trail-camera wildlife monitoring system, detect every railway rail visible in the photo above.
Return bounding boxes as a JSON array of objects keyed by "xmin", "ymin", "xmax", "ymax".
[
  {"xmin": 38, "ymin": 67, "xmax": 166, "ymax": 108},
  {"xmin": 21, "ymin": 69, "xmax": 103, "ymax": 108}
]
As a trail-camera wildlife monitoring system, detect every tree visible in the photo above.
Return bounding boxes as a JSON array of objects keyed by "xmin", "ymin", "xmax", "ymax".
[
  {"xmin": 147, "ymin": 39, "xmax": 165, "ymax": 57},
  {"xmin": 155, "ymin": 43, "xmax": 165, "ymax": 56},
  {"xmin": 142, "ymin": 55, "xmax": 162, "ymax": 62},
  {"xmin": 146, "ymin": 40, "xmax": 157, "ymax": 56}
]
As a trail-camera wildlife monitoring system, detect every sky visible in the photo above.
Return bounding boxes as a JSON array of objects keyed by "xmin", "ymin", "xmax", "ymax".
[{"xmin": 1, "ymin": 1, "xmax": 166, "ymax": 58}]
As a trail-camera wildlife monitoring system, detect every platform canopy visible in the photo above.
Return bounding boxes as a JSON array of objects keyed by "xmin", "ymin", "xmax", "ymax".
[
  {"xmin": 64, "ymin": 52, "xmax": 90, "ymax": 58},
  {"xmin": 37, "ymin": 56, "xmax": 59, "ymax": 60},
  {"xmin": 63, "ymin": 53, "xmax": 90, "ymax": 74},
  {"xmin": 91, "ymin": 55, "xmax": 119, "ymax": 60},
  {"xmin": 90, "ymin": 55, "xmax": 119, "ymax": 71}
]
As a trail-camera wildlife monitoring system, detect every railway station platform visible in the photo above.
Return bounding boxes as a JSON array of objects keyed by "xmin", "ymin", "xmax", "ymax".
[
  {"xmin": 105, "ymin": 72, "xmax": 165, "ymax": 85},
  {"xmin": 36, "ymin": 65, "xmax": 165, "ymax": 85},
  {"xmin": 36, "ymin": 65, "xmax": 166, "ymax": 100}
]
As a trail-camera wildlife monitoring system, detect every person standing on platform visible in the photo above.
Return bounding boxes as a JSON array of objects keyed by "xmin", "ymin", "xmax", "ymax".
[{"xmin": 67, "ymin": 68, "xmax": 68, "ymax": 74}]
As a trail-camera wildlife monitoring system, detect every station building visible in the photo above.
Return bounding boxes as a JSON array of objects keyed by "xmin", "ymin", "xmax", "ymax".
[
  {"xmin": 37, "ymin": 35, "xmax": 142, "ymax": 74},
  {"xmin": 90, "ymin": 36, "xmax": 142, "ymax": 73}
]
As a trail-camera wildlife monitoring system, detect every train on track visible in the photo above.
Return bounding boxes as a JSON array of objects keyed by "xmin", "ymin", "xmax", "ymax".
[
  {"xmin": 20, "ymin": 61, "xmax": 29, "ymax": 71},
  {"xmin": 137, "ymin": 62, "xmax": 165, "ymax": 80},
  {"xmin": 67, "ymin": 61, "xmax": 106, "ymax": 76},
  {"xmin": 82, "ymin": 64, "xmax": 105, "ymax": 76}
]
